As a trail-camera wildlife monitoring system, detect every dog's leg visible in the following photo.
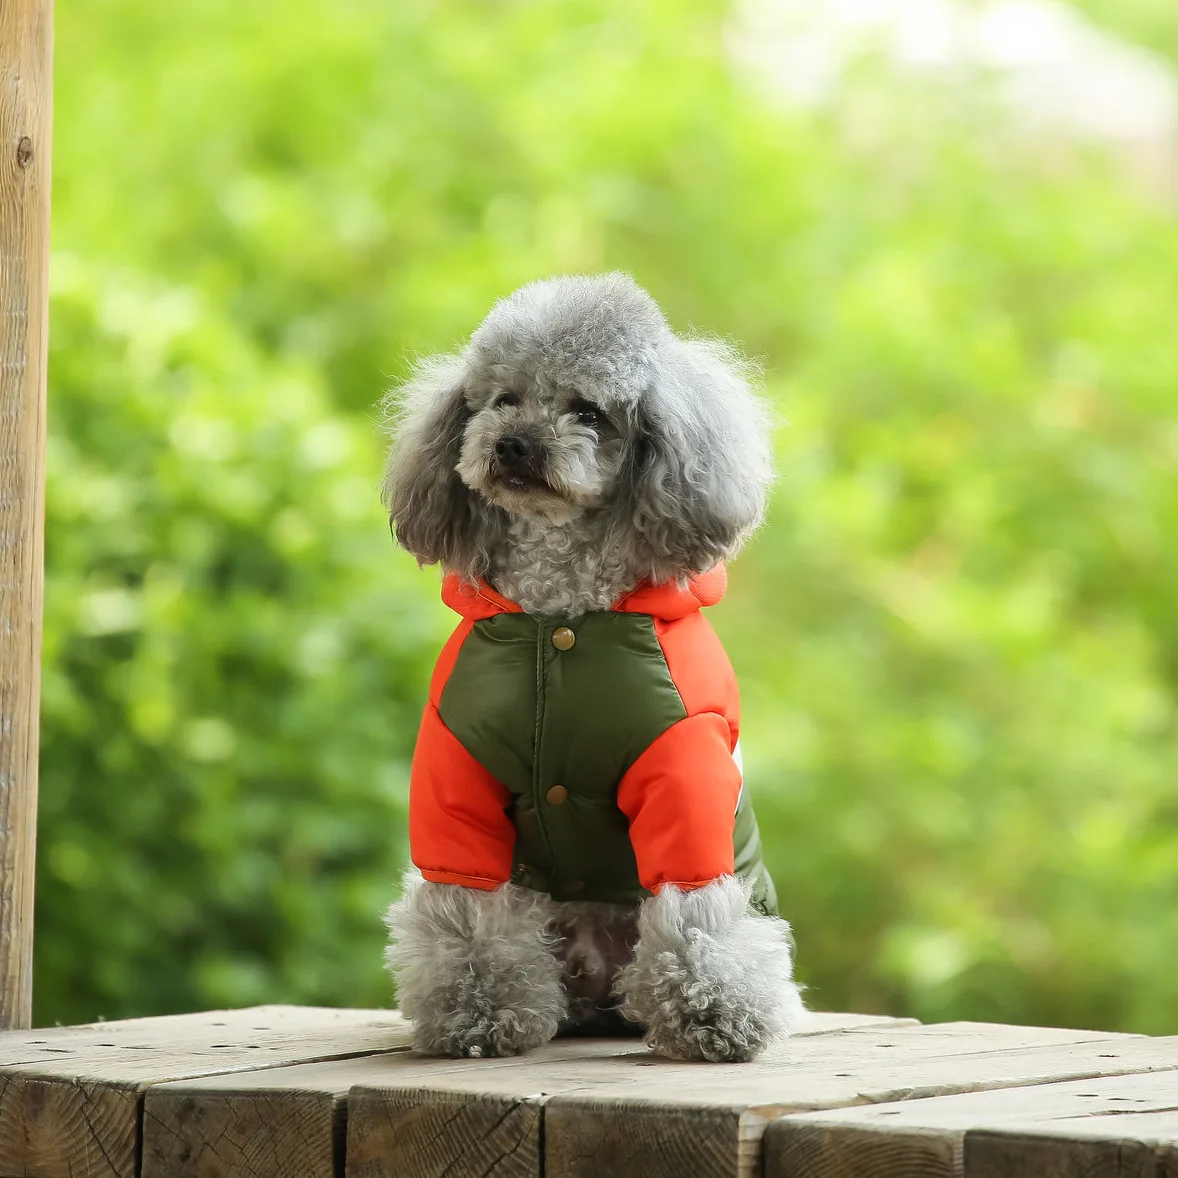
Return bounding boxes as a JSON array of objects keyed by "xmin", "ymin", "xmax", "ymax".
[
  {"xmin": 614, "ymin": 875, "xmax": 804, "ymax": 1062},
  {"xmin": 385, "ymin": 871, "xmax": 566, "ymax": 1057}
]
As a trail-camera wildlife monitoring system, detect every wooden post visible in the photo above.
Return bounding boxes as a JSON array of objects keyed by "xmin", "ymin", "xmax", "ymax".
[{"xmin": 0, "ymin": 0, "xmax": 53, "ymax": 1030}]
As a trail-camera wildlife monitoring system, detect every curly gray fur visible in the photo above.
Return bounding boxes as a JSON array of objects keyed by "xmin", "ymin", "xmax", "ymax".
[
  {"xmin": 384, "ymin": 872, "xmax": 566, "ymax": 1057},
  {"xmin": 614, "ymin": 875, "xmax": 804, "ymax": 1062},
  {"xmin": 381, "ymin": 272, "xmax": 774, "ymax": 615}
]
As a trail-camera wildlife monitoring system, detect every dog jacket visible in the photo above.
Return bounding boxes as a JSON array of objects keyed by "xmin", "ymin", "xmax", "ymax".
[{"xmin": 408, "ymin": 564, "xmax": 778, "ymax": 914}]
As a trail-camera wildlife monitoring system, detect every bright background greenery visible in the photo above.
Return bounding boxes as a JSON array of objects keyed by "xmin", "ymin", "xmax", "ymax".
[{"xmin": 39, "ymin": 0, "xmax": 1178, "ymax": 1032}]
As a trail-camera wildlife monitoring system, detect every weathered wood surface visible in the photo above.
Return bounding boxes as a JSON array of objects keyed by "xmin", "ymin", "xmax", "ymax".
[
  {"xmin": 0, "ymin": 1005, "xmax": 410, "ymax": 1178},
  {"xmin": 967, "ymin": 1110, "xmax": 1178, "ymax": 1178},
  {"xmin": 0, "ymin": 0, "xmax": 53, "ymax": 1033},
  {"xmin": 522, "ymin": 1025, "xmax": 1175, "ymax": 1178},
  {"xmin": 144, "ymin": 1070, "xmax": 349, "ymax": 1178},
  {"xmin": 3, "ymin": 1006, "xmax": 1177, "ymax": 1178},
  {"xmin": 766, "ymin": 1068, "xmax": 1178, "ymax": 1177},
  {"xmin": 143, "ymin": 1010, "xmax": 910, "ymax": 1178},
  {"xmin": 341, "ymin": 1019, "xmax": 1172, "ymax": 1178},
  {"xmin": 348, "ymin": 1087, "xmax": 543, "ymax": 1178},
  {"xmin": 146, "ymin": 1046, "xmax": 616, "ymax": 1178}
]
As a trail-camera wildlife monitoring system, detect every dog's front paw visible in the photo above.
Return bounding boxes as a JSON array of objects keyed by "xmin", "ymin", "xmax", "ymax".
[
  {"xmin": 385, "ymin": 875, "xmax": 566, "ymax": 1059},
  {"xmin": 436, "ymin": 1017, "xmax": 541, "ymax": 1059},
  {"xmin": 634, "ymin": 981, "xmax": 787, "ymax": 1062},
  {"xmin": 615, "ymin": 876, "xmax": 805, "ymax": 1063},
  {"xmin": 428, "ymin": 975, "xmax": 563, "ymax": 1059}
]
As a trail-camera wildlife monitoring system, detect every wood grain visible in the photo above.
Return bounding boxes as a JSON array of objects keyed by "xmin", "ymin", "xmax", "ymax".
[
  {"xmin": 5, "ymin": 1008, "xmax": 1177, "ymax": 1178},
  {"xmin": 132, "ymin": 1017, "xmax": 967, "ymax": 1178},
  {"xmin": 966, "ymin": 1109, "xmax": 1178, "ymax": 1178},
  {"xmin": 143, "ymin": 1052, "xmax": 446, "ymax": 1178},
  {"xmin": 764, "ymin": 1067, "xmax": 1178, "ymax": 1178},
  {"xmin": 966, "ymin": 1127, "xmax": 1173, "ymax": 1178},
  {"xmin": 134, "ymin": 1010, "xmax": 911, "ymax": 1178},
  {"xmin": 144, "ymin": 1035, "xmax": 647, "ymax": 1178},
  {"xmin": 144, "ymin": 1083, "xmax": 345, "ymax": 1178},
  {"xmin": 346, "ymin": 1088, "xmax": 542, "ymax": 1178},
  {"xmin": 0, "ymin": 1005, "xmax": 410, "ymax": 1178},
  {"xmin": 768, "ymin": 1122, "xmax": 961, "ymax": 1178},
  {"xmin": 346, "ymin": 1022, "xmax": 1174, "ymax": 1178},
  {"xmin": 0, "ymin": 0, "xmax": 53, "ymax": 1033},
  {"xmin": 544, "ymin": 1100, "xmax": 752, "ymax": 1178},
  {"xmin": 144, "ymin": 1056, "xmax": 399, "ymax": 1178}
]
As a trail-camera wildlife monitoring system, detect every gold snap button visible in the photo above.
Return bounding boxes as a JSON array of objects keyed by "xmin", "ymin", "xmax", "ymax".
[
  {"xmin": 546, "ymin": 785, "xmax": 568, "ymax": 806},
  {"xmin": 551, "ymin": 626, "xmax": 576, "ymax": 651}
]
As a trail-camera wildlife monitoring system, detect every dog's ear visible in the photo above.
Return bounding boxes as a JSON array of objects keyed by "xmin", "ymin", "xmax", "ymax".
[
  {"xmin": 381, "ymin": 355, "xmax": 495, "ymax": 576},
  {"xmin": 627, "ymin": 337, "xmax": 773, "ymax": 580}
]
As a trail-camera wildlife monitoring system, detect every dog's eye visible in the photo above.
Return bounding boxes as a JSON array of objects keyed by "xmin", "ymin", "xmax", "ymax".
[
  {"xmin": 493, "ymin": 393, "xmax": 519, "ymax": 410},
  {"xmin": 572, "ymin": 401, "xmax": 605, "ymax": 430}
]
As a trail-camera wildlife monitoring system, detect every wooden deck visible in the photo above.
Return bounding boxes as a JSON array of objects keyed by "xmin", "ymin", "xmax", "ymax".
[{"xmin": 0, "ymin": 1006, "xmax": 1175, "ymax": 1177}]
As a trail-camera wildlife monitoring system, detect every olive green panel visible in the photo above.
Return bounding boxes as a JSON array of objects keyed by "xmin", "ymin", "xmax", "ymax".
[
  {"xmin": 532, "ymin": 613, "xmax": 688, "ymax": 796},
  {"xmin": 531, "ymin": 613, "xmax": 688, "ymax": 898},
  {"xmin": 437, "ymin": 613, "xmax": 539, "ymax": 795},
  {"xmin": 734, "ymin": 788, "xmax": 779, "ymax": 916}
]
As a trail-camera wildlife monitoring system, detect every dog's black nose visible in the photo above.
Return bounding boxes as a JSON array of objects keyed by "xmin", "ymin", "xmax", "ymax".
[{"xmin": 495, "ymin": 434, "xmax": 533, "ymax": 464}]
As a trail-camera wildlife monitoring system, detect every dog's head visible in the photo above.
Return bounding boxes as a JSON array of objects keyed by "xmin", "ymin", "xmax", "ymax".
[{"xmin": 382, "ymin": 273, "xmax": 773, "ymax": 584}]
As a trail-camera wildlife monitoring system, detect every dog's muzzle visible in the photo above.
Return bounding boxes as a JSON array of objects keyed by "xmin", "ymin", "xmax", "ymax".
[{"xmin": 493, "ymin": 432, "xmax": 548, "ymax": 490}]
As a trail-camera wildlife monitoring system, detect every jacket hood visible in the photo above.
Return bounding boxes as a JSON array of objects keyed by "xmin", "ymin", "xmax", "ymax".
[{"xmin": 441, "ymin": 564, "xmax": 728, "ymax": 622}]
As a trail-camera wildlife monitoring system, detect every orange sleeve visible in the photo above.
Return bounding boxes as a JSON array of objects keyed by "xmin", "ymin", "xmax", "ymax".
[
  {"xmin": 616, "ymin": 712, "xmax": 741, "ymax": 893},
  {"xmin": 408, "ymin": 704, "xmax": 515, "ymax": 890},
  {"xmin": 654, "ymin": 613, "xmax": 740, "ymax": 748}
]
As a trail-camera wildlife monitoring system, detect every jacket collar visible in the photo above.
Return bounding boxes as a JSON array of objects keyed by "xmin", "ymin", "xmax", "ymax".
[{"xmin": 441, "ymin": 564, "xmax": 727, "ymax": 622}]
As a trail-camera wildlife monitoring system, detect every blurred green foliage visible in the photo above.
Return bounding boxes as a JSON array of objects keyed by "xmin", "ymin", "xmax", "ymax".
[
  {"xmin": 40, "ymin": 0, "xmax": 1178, "ymax": 1032},
  {"xmin": 1069, "ymin": 0, "xmax": 1178, "ymax": 65}
]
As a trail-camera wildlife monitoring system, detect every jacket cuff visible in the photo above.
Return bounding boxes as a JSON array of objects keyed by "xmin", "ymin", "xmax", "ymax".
[
  {"xmin": 417, "ymin": 867, "xmax": 506, "ymax": 890},
  {"xmin": 651, "ymin": 875, "xmax": 728, "ymax": 893}
]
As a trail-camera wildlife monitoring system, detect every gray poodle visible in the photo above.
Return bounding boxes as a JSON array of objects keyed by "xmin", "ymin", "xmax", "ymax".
[{"xmin": 381, "ymin": 273, "xmax": 804, "ymax": 1062}]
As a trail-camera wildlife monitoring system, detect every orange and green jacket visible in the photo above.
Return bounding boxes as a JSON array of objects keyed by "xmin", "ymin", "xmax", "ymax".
[{"xmin": 408, "ymin": 564, "xmax": 777, "ymax": 914}]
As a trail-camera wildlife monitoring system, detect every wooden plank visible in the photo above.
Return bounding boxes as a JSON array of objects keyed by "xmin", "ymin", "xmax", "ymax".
[
  {"xmin": 545, "ymin": 1099, "xmax": 763, "ymax": 1178},
  {"xmin": 145, "ymin": 1048, "xmax": 561, "ymax": 1178},
  {"xmin": 793, "ymin": 1010, "xmax": 921, "ymax": 1035},
  {"xmin": 764, "ymin": 1069, "xmax": 1178, "ymax": 1178},
  {"xmin": 136, "ymin": 1010, "xmax": 911, "ymax": 1178},
  {"xmin": 143, "ymin": 1078, "xmax": 346, "ymax": 1178},
  {"xmin": 145, "ymin": 1058, "xmax": 402, "ymax": 1178},
  {"xmin": 0, "ymin": 0, "xmax": 53, "ymax": 1033},
  {"xmin": 0, "ymin": 1005, "xmax": 410, "ymax": 1178},
  {"xmin": 543, "ymin": 1023, "xmax": 1174, "ymax": 1178},
  {"xmin": 146, "ymin": 1040, "xmax": 638, "ymax": 1178},
  {"xmin": 145, "ymin": 1037, "xmax": 699, "ymax": 1178},
  {"xmin": 346, "ymin": 1022, "xmax": 1174, "ymax": 1178},
  {"xmin": 10, "ymin": 1007, "xmax": 1172, "ymax": 1178},
  {"xmin": 769, "ymin": 1121, "xmax": 962, "ymax": 1178},
  {"xmin": 0, "ymin": 1003, "xmax": 409, "ymax": 1073},
  {"xmin": 346, "ymin": 1088, "xmax": 541, "ymax": 1178},
  {"xmin": 967, "ymin": 1112, "xmax": 1178, "ymax": 1178}
]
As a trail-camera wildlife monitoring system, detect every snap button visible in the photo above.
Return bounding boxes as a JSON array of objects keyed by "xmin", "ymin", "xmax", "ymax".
[
  {"xmin": 551, "ymin": 626, "xmax": 576, "ymax": 651},
  {"xmin": 566, "ymin": 879, "xmax": 585, "ymax": 892},
  {"xmin": 546, "ymin": 785, "xmax": 568, "ymax": 806}
]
